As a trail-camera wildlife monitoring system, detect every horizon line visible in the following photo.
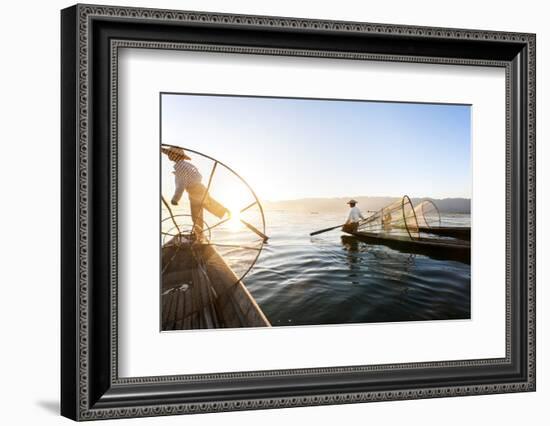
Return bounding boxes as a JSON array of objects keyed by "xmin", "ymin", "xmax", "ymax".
[{"xmin": 263, "ymin": 195, "xmax": 472, "ymax": 203}]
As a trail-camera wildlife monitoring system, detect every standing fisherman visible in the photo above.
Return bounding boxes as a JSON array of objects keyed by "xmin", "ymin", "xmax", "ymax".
[
  {"xmin": 342, "ymin": 199, "xmax": 365, "ymax": 233},
  {"xmin": 162, "ymin": 146, "xmax": 229, "ymax": 240}
]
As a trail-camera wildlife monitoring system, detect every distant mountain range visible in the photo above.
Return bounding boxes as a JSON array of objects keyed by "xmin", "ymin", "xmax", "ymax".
[{"xmin": 264, "ymin": 196, "xmax": 470, "ymax": 214}]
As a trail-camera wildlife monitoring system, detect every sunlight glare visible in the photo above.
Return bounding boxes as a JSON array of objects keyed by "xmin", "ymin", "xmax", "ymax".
[
  {"xmin": 224, "ymin": 197, "xmax": 247, "ymax": 231},
  {"xmin": 227, "ymin": 206, "xmax": 243, "ymax": 231}
]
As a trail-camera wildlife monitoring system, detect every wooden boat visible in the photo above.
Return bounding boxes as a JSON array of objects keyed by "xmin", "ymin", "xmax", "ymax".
[
  {"xmin": 342, "ymin": 196, "xmax": 470, "ymax": 263},
  {"xmin": 343, "ymin": 231, "xmax": 470, "ymax": 264},
  {"xmin": 161, "ymin": 240, "xmax": 270, "ymax": 330},
  {"xmin": 418, "ymin": 226, "xmax": 471, "ymax": 241},
  {"xmin": 160, "ymin": 146, "xmax": 271, "ymax": 331}
]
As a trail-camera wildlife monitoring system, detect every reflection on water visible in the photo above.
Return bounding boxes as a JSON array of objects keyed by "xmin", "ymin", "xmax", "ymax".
[
  {"xmin": 341, "ymin": 236, "xmax": 361, "ymax": 285},
  {"xmin": 244, "ymin": 211, "xmax": 471, "ymax": 326}
]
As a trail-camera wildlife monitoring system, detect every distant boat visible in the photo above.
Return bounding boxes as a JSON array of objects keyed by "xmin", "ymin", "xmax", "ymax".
[
  {"xmin": 343, "ymin": 233, "xmax": 470, "ymax": 264},
  {"xmin": 310, "ymin": 211, "xmax": 319, "ymax": 214},
  {"xmin": 343, "ymin": 196, "xmax": 470, "ymax": 264}
]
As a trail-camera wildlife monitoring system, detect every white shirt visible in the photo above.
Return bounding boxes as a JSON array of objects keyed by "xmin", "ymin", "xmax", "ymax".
[
  {"xmin": 172, "ymin": 160, "xmax": 202, "ymax": 203},
  {"xmin": 346, "ymin": 206, "xmax": 365, "ymax": 224}
]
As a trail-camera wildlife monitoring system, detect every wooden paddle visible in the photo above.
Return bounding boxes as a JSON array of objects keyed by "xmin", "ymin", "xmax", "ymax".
[
  {"xmin": 309, "ymin": 211, "xmax": 377, "ymax": 236},
  {"xmin": 309, "ymin": 224, "xmax": 346, "ymax": 236}
]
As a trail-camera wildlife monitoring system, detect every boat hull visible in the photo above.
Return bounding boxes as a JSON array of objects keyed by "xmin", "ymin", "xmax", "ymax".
[
  {"xmin": 418, "ymin": 226, "xmax": 471, "ymax": 241},
  {"xmin": 344, "ymin": 231, "xmax": 470, "ymax": 264}
]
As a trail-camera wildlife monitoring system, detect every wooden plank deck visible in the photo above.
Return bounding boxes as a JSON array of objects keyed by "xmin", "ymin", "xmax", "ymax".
[{"xmin": 161, "ymin": 243, "xmax": 270, "ymax": 330}]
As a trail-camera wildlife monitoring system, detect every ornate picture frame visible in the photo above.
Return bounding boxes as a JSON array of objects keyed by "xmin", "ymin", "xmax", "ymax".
[{"xmin": 61, "ymin": 4, "xmax": 535, "ymax": 420}]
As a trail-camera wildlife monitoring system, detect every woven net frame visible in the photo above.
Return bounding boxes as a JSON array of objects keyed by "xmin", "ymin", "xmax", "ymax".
[
  {"xmin": 414, "ymin": 199, "xmax": 442, "ymax": 228},
  {"xmin": 357, "ymin": 195, "xmax": 420, "ymax": 240}
]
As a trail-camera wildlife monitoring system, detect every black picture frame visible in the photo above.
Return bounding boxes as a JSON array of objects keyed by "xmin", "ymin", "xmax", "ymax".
[{"xmin": 61, "ymin": 4, "xmax": 536, "ymax": 421}]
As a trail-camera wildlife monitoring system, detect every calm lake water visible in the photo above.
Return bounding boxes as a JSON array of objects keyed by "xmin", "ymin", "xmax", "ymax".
[{"xmin": 243, "ymin": 210, "xmax": 471, "ymax": 326}]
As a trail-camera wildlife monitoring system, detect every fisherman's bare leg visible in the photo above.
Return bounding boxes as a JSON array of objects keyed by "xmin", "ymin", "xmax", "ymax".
[
  {"xmin": 188, "ymin": 183, "xmax": 229, "ymax": 220},
  {"xmin": 190, "ymin": 198, "xmax": 205, "ymax": 240},
  {"xmin": 203, "ymin": 194, "xmax": 229, "ymax": 219}
]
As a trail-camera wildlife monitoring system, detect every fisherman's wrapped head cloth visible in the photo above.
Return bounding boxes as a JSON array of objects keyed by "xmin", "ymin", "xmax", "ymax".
[
  {"xmin": 347, "ymin": 199, "xmax": 358, "ymax": 205},
  {"xmin": 161, "ymin": 146, "xmax": 191, "ymax": 160}
]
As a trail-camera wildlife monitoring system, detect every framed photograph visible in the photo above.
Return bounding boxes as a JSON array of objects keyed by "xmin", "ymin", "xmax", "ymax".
[{"xmin": 61, "ymin": 4, "xmax": 536, "ymax": 421}]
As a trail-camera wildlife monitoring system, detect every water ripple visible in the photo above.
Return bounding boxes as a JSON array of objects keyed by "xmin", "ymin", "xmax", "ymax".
[{"xmin": 242, "ymin": 211, "xmax": 471, "ymax": 325}]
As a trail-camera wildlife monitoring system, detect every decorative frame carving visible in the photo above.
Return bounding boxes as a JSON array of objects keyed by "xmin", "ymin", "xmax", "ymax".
[{"xmin": 61, "ymin": 4, "xmax": 535, "ymax": 420}]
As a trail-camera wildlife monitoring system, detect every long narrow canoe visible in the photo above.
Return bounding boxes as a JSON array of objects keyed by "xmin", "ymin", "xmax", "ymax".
[
  {"xmin": 161, "ymin": 242, "xmax": 270, "ymax": 330},
  {"xmin": 344, "ymin": 231, "xmax": 470, "ymax": 264},
  {"xmin": 418, "ymin": 226, "xmax": 471, "ymax": 241}
]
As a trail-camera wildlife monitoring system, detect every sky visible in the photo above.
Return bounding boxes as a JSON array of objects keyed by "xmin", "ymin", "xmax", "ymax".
[{"xmin": 161, "ymin": 93, "xmax": 471, "ymax": 202}]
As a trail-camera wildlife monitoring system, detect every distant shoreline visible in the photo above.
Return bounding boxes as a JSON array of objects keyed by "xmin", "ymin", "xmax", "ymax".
[{"xmin": 263, "ymin": 196, "xmax": 471, "ymax": 214}]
